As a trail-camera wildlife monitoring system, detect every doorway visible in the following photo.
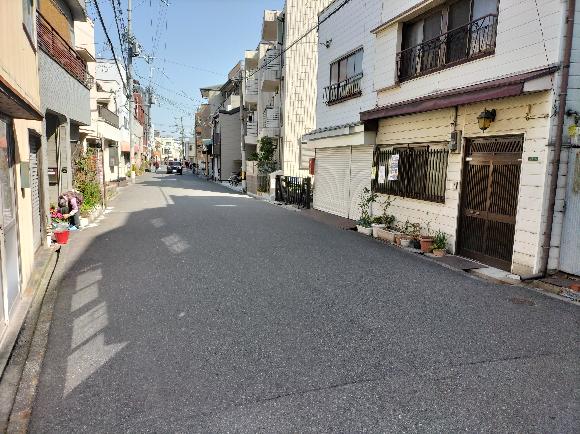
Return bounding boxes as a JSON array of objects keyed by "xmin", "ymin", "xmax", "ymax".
[{"xmin": 458, "ymin": 135, "xmax": 523, "ymax": 271}]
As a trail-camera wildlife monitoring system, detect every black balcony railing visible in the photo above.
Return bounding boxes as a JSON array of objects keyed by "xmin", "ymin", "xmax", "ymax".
[
  {"xmin": 323, "ymin": 73, "xmax": 363, "ymax": 105},
  {"xmin": 397, "ymin": 14, "xmax": 498, "ymax": 82},
  {"xmin": 98, "ymin": 105, "xmax": 119, "ymax": 128}
]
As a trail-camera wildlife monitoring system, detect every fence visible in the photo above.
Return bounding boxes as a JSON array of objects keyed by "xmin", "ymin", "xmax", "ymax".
[
  {"xmin": 275, "ymin": 175, "xmax": 312, "ymax": 209},
  {"xmin": 372, "ymin": 147, "xmax": 448, "ymax": 203}
]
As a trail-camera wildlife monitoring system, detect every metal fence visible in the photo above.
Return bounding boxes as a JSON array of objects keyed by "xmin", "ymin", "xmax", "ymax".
[
  {"xmin": 275, "ymin": 175, "xmax": 312, "ymax": 208},
  {"xmin": 372, "ymin": 148, "xmax": 448, "ymax": 203}
]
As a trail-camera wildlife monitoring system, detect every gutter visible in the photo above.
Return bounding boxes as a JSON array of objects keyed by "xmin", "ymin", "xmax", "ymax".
[{"xmin": 539, "ymin": 0, "xmax": 576, "ymax": 276}]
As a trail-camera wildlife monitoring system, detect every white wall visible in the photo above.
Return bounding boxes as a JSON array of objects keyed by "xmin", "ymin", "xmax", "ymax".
[
  {"xmin": 374, "ymin": 0, "xmax": 564, "ymax": 106},
  {"xmin": 315, "ymin": 0, "xmax": 381, "ymax": 130}
]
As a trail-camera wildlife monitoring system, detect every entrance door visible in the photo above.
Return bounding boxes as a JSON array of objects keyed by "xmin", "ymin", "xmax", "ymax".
[
  {"xmin": 0, "ymin": 116, "xmax": 20, "ymax": 320},
  {"xmin": 458, "ymin": 136, "xmax": 523, "ymax": 271}
]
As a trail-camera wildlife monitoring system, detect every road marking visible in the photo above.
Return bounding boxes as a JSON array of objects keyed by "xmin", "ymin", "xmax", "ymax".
[{"xmin": 214, "ymin": 205, "xmax": 237, "ymax": 207}]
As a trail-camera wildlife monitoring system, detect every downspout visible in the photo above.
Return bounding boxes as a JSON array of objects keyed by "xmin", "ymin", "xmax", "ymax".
[{"xmin": 539, "ymin": 0, "xmax": 576, "ymax": 276}]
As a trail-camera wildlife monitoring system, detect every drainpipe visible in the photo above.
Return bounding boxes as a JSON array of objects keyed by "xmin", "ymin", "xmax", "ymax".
[{"xmin": 539, "ymin": 0, "xmax": 575, "ymax": 276}]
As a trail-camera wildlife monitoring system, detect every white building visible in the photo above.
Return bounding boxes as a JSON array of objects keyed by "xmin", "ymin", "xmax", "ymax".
[{"xmin": 307, "ymin": 0, "xmax": 580, "ymax": 277}]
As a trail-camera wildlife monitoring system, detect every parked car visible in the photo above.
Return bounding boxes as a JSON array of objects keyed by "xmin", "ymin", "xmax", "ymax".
[{"xmin": 166, "ymin": 161, "xmax": 183, "ymax": 175}]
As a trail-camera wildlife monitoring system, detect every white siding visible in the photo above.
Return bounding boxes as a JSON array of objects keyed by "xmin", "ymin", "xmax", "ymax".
[
  {"xmin": 374, "ymin": 0, "xmax": 565, "ymax": 107},
  {"xmin": 219, "ymin": 112, "xmax": 242, "ymax": 179},
  {"xmin": 315, "ymin": 0, "xmax": 382, "ymax": 130}
]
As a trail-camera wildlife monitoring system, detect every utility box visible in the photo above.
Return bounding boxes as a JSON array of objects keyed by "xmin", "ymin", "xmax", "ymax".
[{"xmin": 309, "ymin": 158, "xmax": 315, "ymax": 175}]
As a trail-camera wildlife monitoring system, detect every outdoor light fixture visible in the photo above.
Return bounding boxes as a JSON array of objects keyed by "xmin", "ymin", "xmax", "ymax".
[{"xmin": 477, "ymin": 109, "xmax": 496, "ymax": 132}]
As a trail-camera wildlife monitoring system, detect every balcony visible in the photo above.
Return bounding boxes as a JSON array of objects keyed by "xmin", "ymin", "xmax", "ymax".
[
  {"xmin": 225, "ymin": 94, "xmax": 240, "ymax": 111},
  {"xmin": 245, "ymin": 73, "xmax": 259, "ymax": 106},
  {"xmin": 262, "ymin": 10, "xmax": 280, "ymax": 41},
  {"xmin": 323, "ymin": 73, "xmax": 363, "ymax": 105},
  {"xmin": 260, "ymin": 49, "xmax": 281, "ymax": 92},
  {"xmin": 260, "ymin": 107, "xmax": 280, "ymax": 138},
  {"xmin": 98, "ymin": 105, "xmax": 119, "ymax": 128},
  {"xmin": 245, "ymin": 117, "xmax": 258, "ymax": 144},
  {"xmin": 397, "ymin": 14, "xmax": 498, "ymax": 82},
  {"xmin": 37, "ymin": 13, "xmax": 93, "ymax": 89}
]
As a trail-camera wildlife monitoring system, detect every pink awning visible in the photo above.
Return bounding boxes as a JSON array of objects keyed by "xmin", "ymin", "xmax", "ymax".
[{"xmin": 120, "ymin": 141, "xmax": 130, "ymax": 152}]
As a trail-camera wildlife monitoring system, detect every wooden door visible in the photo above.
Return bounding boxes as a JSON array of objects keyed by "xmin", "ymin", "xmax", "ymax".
[{"xmin": 458, "ymin": 136, "xmax": 523, "ymax": 271}]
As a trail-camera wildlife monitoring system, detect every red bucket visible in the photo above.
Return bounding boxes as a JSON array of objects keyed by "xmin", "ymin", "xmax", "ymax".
[{"xmin": 54, "ymin": 230, "xmax": 70, "ymax": 245}]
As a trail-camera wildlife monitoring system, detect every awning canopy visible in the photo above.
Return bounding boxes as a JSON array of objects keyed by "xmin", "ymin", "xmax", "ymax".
[
  {"xmin": 120, "ymin": 141, "xmax": 130, "ymax": 152},
  {"xmin": 0, "ymin": 79, "xmax": 43, "ymax": 121},
  {"xmin": 360, "ymin": 66, "xmax": 558, "ymax": 122}
]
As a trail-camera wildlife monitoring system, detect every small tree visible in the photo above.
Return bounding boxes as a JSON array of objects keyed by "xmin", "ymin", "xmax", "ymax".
[
  {"xmin": 257, "ymin": 136, "xmax": 277, "ymax": 174},
  {"xmin": 73, "ymin": 148, "xmax": 102, "ymax": 213}
]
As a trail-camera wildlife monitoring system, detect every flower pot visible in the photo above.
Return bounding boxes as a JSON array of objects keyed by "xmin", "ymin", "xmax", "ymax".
[
  {"xmin": 400, "ymin": 237, "xmax": 412, "ymax": 248},
  {"xmin": 394, "ymin": 233, "xmax": 402, "ymax": 245},
  {"xmin": 376, "ymin": 228, "xmax": 396, "ymax": 243},
  {"xmin": 411, "ymin": 239, "xmax": 421, "ymax": 249},
  {"xmin": 357, "ymin": 225, "xmax": 373, "ymax": 236},
  {"xmin": 432, "ymin": 249, "xmax": 446, "ymax": 257},
  {"xmin": 420, "ymin": 237, "xmax": 434, "ymax": 253},
  {"xmin": 54, "ymin": 230, "xmax": 70, "ymax": 245},
  {"xmin": 371, "ymin": 224, "xmax": 386, "ymax": 238}
]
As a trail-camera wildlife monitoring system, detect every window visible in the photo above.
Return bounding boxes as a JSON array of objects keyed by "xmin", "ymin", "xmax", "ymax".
[
  {"xmin": 398, "ymin": 0, "xmax": 499, "ymax": 81},
  {"xmin": 22, "ymin": 0, "xmax": 35, "ymax": 46},
  {"xmin": 372, "ymin": 145, "xmax": 449, "ymax": 203},
  {"xmin": 324, "ymin": 49, "xmax": 363, "ymax": 105}
]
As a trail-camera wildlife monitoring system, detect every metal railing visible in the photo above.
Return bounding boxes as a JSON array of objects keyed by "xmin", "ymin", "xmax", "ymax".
[
  {"xmin": 397, "ymin": 14, "xmax": 498, "ymax": 82},
  {"xmin": 323, "ymin": 73, "xmax": 363, "ymax": 105},
  {"xmin": 263, "ymin": 107, "xmax": 280, "ymax": 128},
  {"xmin": 275, "ymin": 175, "xmax": 312, "ymax": 209},
  {"xmin": 37, "ymin": 13, "xmax": 92, "ymax": 89},
  {"xmin": 246, "ymin": 119, "xmax": 258, "ymax": 136},
  {"xmin": 98, "ymin": 105, "xmax": 119, "ymax": 128},
  {"xmin": 372, "ymin": 148, "xmax": 449, "ymax": 203}
]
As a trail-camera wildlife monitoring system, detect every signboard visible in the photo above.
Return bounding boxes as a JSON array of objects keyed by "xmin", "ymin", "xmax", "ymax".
[
  {"xmin": 378, "ymin": 165, "xmax": 386, "ymax": 183},
  {"xmin": 48, "ymin": 167, "xmax": 58, "ymax": 185},
  {"xmin": 388, "ymin": 154, "xmax": 399, "ymax": 181}
]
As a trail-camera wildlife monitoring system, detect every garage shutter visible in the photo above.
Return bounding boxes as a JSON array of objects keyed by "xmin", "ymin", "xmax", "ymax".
[
  {"xmin": 29, "ymin": 137, "xmax": 42, "ymax": 250},
  {"xmin": 313, "ymin": 147, "xmax": 351, "ymax": 218},
  {"xmin": 348, "ymin": 146, "xmax": 374, "ymax": 220}
]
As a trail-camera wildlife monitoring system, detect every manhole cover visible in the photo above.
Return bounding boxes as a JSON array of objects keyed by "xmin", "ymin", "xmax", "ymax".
[{"xmin": 510, "ymin": 297, "xmax": 535, "ymax": 306}]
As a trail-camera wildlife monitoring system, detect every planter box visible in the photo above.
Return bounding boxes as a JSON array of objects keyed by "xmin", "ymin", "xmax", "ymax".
[
  {"xmin": 371, "ymin": 224, "xmax": 386, "ymax": 238},
  {"xmin": 376, "ymin": 228, "xmax": 398, "ymax": 243},
  {"xmin": 357, "ymin": 225, "xmax": 373, "ymax": 236}
]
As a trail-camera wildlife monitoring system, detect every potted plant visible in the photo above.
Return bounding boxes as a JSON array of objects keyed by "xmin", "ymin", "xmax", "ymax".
[
  {"xmin": 356, "ymin": 187, "xmax": 377, "ymax": 236},
  {"xmin": 410, "ymin": 222, "xmax": 421, "ymax": 249},
  {"xmin": 420, "ymin": 222, "xmax": 434, "ymax": 253},
  {"xmin": 50, "ymin": 207, "xmax": 70, "ymax": 244},
  {"xmin": 399, "ymin": 220, "xmax": 413, "ymax": 247},
  {"xmin": 371, "ymin": 216, "xmax": 385, "ymax": 238},
  {"xmin": 432, "ymin": 231, "xmax": 448, "ymax": 256},
  {"xmin": 374, "ymin": 196, "xmax": 397, "ymax": 242}
]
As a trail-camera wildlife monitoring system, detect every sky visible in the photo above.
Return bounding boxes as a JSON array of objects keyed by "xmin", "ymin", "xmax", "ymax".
[{"xmin": 89, "ymin": 0, "xmax": 284, "ymax": 139}]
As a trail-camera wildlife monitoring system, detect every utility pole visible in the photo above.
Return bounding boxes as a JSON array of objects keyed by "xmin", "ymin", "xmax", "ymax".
[
  {"xmin": 239, "ymin": 73, "xmax": 247, "ymax": 193},
  {"xmin": 180, "ymin": 116, "xmax": 185, "ymax": 161},
  {"xmin": 127, "ymin": 0, "xmax": 135, "ymax": 182}
]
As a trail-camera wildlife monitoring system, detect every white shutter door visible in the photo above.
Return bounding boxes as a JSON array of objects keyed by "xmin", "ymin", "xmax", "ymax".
[
  {"xmin": 348, "ymin": 145, "xmax": 374, "ymax": 220},
  {"xmin": 29, "ymin": 143, "xmax": 42, "ymax": 250},
  {"xmin": 313, "ymin": 147, "xmax": 351, "ymax": 217}
]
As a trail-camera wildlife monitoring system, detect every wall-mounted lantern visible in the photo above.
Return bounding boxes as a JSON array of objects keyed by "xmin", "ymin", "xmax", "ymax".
[{"xmin": 477, "ymin": 109, "xmax": 496, "ymax": 132}]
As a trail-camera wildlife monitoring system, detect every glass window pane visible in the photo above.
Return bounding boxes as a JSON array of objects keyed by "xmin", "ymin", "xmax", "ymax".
[
  {"xmin": 472, "ymin": 0, "xmax": 498, "ymax": 19},
  {"xmin": 402, "ymin": 21, "xmax": 422, "ymax": 50},
  {"xmin": 347, "ymin": 55, "xmax": 356, "ymax": 78},
  {"xmin": 448, "ymin": 0, "xmax": 470, "ymax": 30},
  {"xmin": 423, "ymin": 12, "xmax": 442, "ymax": 41},
  {"xmin": 330, "ymin": 62, "xmax": 339, "ymax": 84},
  {"xmin": 0, "ymin": 119, "xmax": 15, "ymax": 226},
  {"xmin": 339, "ymin": 58, "xmax": 347, "ymax": 82},
  {"xmin": 355, "ymin": 50, "xmax": 363, "ymax": 75}
]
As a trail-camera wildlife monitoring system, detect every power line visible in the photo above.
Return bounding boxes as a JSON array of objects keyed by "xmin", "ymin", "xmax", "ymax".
[
  {"xmin": 93, "ymin": 0, "xmax": 128, "ymax": 94},
  {"xmin": 109, "ymin": 0, "xmax": 127, "ymax": 67},
  {"xmin": 247, "ymin": 0, "xmax": 352, "ymax": 79},
  {"xmin": 156, "ymin": 58, "xmax": 223, "ymax": 76}
]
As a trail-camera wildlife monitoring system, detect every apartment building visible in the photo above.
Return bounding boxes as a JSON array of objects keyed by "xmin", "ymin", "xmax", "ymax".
[
  {"xmin": 281, "ymin": 0, "xmax": 334, "ymax": 176},
  {"xmin": 304, "ymin": 0, "xmax": 381, "ymax": 220},
  {"xmin": 195, "ymin": 103, "xmax": 212, "ymax": 175},
  {"xmin": 36, "ymin": 0, "xmax": 93, "ymax": 204},
  {"xmin": 310, "ymin": 0, "xmax": 578, "ymax": 276},
  {"xmin": 0, "ymin": 0, "xmax": 45, "ymax": 341}
]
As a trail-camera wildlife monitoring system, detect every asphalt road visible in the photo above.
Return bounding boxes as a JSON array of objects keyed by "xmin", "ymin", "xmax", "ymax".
[{"xmin": 30, "ymin": 172, "xmax": 579, "ymax": 433}]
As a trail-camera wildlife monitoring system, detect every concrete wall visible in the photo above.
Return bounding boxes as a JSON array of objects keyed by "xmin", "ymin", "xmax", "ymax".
[
  {"xmin": 373, "ymin": 91, "xmax": 553, "ymax": 275},
  {"xmin": 315, "ymin": 0, "xmax": 381, "ymax": 130}
]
